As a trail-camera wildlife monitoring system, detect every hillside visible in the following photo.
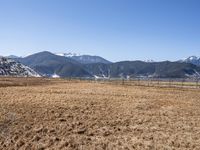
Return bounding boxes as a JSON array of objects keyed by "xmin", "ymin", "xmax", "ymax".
[
  {"xmin": 15, "ymin": 51, "xmax": 92, "ymax": 77},
  {"xmin": 85, "ymin": 61, "xmax": 200, "ymax": 78},
  {"xmin": 0, "ymin": 57, "xmax": 40, "ymax": 77}
]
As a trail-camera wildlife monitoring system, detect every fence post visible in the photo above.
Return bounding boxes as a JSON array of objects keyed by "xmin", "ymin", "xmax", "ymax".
[
  {"xmin": 137, "ymin": 78, "xmax": 140, "ymax": 86},
  {"xmin": 196, "ymin": 79, "xmax": 199, "ymax": 88},
  {"xmin": 122, "ymin": 78, "xmax": 125, "ymax": 85},
  {"xmin": 181, "ymin": 79, "xmax": 184, "ymax": 88},
  {"xmin": 171, "ymin": 79, "xmax": 174, "ymax": 87}
]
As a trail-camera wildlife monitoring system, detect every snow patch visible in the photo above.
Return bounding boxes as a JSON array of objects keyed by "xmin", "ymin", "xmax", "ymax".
[
  {"xmin": 94, "ymin": 75, "xmax": 110, "ymax": 80},
  {"xmin": 51, "ymin": 73, "xmax": 60, "ymax": 78},
  {"xmin": 55, "ymin": 52, "xmax": 80, "ymax": 57}
]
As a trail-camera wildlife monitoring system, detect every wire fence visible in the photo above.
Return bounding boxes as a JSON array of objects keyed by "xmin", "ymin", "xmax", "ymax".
[
  {"xmin": 1, "ymin": 76, "xmax": 199, "ymax": 89},
  {"xmin": 67, "ymin": 77, "xmax": 200, "ymax": 89},
  {"xmin": 100, "ymin": 78, "xmax": 200, "ymax": 89}
]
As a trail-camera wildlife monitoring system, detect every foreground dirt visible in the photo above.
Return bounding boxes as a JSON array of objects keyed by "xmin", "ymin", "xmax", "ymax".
[{"xmin": 0, "ymin": 78, "xmax": 200, "ymax": 150}]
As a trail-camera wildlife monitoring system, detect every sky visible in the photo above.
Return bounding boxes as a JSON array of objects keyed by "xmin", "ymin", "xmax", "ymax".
[{"xmin": 0, "ymin": 0, "xmax": 199, "ymax": 62}]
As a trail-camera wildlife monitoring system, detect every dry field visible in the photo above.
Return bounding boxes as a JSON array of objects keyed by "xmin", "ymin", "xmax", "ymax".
[{"xmin": 0, "ymin": 78, "xmax": 200, "ymax": 150}]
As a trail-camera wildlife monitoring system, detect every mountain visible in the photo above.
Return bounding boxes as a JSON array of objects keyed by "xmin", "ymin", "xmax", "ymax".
[
  {"xmin": 6, "ymin": 55, "xmax": 20, "ymax": 59},
  {"xmin": 71, "ymin": 55, "xmax": 111, "ymax": 64},
  {"xmin": 55, "ymin": 53, "xmax": 111, "ymax": 64},
  {"xmin": 0, "ymin": 57, "xmax": 40, "ymax": 77},
  {"xmin": 85, "ymin": 61, "xmax": 200, "ymax": 79},
  {"xmin": 12, "ymin": 51, "xmax": 200, "ymax": 79},
  {"xmin": 144, "ymin": 59, "xmax": 155, "ymax": 63},
  {"xmin": 15, "ymin": 51, "xmax": 92, "ymax": 77},
  {"xmin": 56, "ymin": 52, "xmax": 80, "ymax": 57},
  {"xmin": 180, "ymin": 56, "xmax": 200, "ymax": 66},
  {"xmin": 15, "ymin": 51, "xmax": 79, "ymax": 67}
]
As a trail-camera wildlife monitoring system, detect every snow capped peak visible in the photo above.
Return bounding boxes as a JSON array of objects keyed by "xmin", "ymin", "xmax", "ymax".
[
  {"xmin": 181, "ymin": 56, "xmax": 200, "ymax": 62},
  {"xmin": 180, "ymin": 56, "xmax": 200, "ymax": 66},
  {"xmin": 188, "ymin": 56, "xmax": 199, "ymax": 60},
  {"xmin": 56, "ymin": 52, "xmax": 80, "ymax": 57}
]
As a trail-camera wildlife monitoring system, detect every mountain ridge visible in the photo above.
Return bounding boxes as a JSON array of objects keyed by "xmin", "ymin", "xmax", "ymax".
[
  {"xmin": 14, "ymin": 51, "xmax": 92, "ymax": 78},
  {"xmin": 180, "ymin": 56, "xmax": 200, "ymax": 66},
  {"xmin": 55, "ymin": 53, "xmax": 111, "ymax": 64},
  {"xmin": 13, "ymin": 51, "xmax": 200, "ymax": 79}
]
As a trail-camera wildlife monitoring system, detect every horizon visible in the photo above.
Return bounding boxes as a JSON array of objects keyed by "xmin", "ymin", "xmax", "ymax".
[
  {"xmin": 2, "ymin": 50, "xmax": 200, "ymax": 63},
  {"xmin": 0, "ymin": 0, "xmax": 200, "ymax": 62}
]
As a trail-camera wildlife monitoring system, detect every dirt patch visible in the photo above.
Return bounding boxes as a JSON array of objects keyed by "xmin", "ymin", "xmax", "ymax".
[{"xmin": 0, "ymin": 78, "xmax": 200, "ymax": 149}]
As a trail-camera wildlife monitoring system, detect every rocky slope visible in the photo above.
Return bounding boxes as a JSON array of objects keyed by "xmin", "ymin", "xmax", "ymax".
[{"xmin": 0, "ymin": 57, "xmax": 40, "ymax": 77}]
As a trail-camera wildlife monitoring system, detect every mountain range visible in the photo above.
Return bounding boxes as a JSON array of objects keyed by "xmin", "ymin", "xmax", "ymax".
[{"xmin": 3, "ymin": 51, "xmax": 197, "ymax": 79}]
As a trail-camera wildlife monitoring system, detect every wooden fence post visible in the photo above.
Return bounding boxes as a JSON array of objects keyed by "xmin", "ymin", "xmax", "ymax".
[
  {"xmin": 137, "ymin": 78, "xmax": 140, "ymax": 86},
  {"xmin": 181, "ymin": 79, "xmax": 184, "ymax": 88},
  {"xmin": 169, "ymin": 79, "xmax": 171, "ymax": 87},
  {"xmin": 122, "ymin": 78, "xmax": 125, "ymax": 85},
  {"xmin": 196, "ymin": 79, "xmax": 199, "ymax": 88}
]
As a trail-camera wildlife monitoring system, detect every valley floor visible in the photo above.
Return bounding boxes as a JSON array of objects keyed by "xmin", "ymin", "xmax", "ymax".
[{"xmin": 0, "ymin": 78, "xmax": 200, "ymax": 149}]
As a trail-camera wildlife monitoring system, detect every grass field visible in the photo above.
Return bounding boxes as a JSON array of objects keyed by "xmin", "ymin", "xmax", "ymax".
[{"xmin": 0, "ymin": 78, "xmax": 200, "ymax": 149}]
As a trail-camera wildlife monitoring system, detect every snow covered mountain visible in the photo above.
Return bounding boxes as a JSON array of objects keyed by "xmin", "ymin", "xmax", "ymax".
[
  {"xmin": 55, "ymin": 52, "xmax": 80, "ymax": 57},
  {"xmin": 180, "ymin": 56, "xmax": 200, "ymax": 66},
  {"xmin": 0, "ymin": 57, "xmax": 40, "ymax": 77},
  {"xmin": 56, "ymin": 52, "xmax": 111, "ymax": 64}
]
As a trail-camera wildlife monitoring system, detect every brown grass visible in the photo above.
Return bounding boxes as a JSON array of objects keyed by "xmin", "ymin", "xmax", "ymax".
[{"xmin": 0, "ymin": 78, "xmax": 200, "ymax": 149}]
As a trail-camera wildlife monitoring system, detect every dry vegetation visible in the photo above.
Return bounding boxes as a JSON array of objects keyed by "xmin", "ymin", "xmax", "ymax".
[{"xmin": 0, "ymin": 78, "xmax": 200, "ymax": 150}]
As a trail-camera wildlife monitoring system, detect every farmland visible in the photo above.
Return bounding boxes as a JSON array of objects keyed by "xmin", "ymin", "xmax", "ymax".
[{"xmin": 0, "ymin": 78, "xmax": 200, "ymax": 149}]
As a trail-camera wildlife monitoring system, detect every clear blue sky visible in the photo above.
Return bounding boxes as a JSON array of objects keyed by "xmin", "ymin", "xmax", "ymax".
[{"xmin": 0, "ymin": 0, "xmax": 199, "ymax": 62}]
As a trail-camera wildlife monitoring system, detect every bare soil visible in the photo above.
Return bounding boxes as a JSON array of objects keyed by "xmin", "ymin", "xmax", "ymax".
[{"xmin": 0, "ymin": 78, "xmax": 200, "ymax": 150}]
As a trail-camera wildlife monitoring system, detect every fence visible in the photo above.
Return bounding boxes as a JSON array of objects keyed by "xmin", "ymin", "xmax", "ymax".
[{"xmin": 99, "ymin": 78, "xmax": 200, "ymax": 89}]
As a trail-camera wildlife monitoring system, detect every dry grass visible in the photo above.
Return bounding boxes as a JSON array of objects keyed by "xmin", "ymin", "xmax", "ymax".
[
  {"xmin": 0, "ymin": 78, "xmax": 200, "ymax": 149},
  {"xmin": 0, "ymin": 77, "xmax": 51, "ymax": 87}
]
